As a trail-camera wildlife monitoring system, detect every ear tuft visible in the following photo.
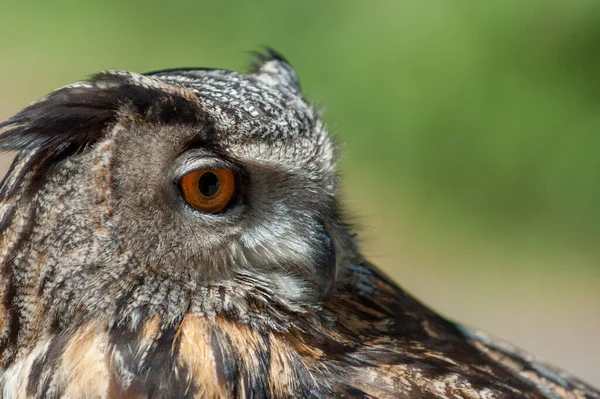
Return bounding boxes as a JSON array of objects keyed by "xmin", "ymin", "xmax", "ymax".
[
  {"xmin": 249, "ymin": 47, "xmax": 302, "ymax": 93},
  {"xmin": 0, "ymin": 71, "xmax": 199, "ymax": 154},
  {"xmin": 0, "ymin": 80, "xmax": 117, "ymax": 152}
]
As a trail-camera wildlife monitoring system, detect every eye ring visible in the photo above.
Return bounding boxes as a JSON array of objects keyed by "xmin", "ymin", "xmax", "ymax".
[{"xmin": 179, "ymin": 168, "xmax": 236, "ymax": 213}]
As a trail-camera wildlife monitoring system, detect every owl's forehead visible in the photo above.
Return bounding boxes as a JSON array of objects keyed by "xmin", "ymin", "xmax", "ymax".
[
  {"xmin": 0, "ymin": 58, "xmax": 333, "ymax": 174},
  {"xmin": 152, "ymin": 70, "xmax": 318, "ymax": 144}
]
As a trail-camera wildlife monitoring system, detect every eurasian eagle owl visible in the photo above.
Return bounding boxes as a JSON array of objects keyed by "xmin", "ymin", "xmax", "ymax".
[{"xmin": 0, "ymin": 50, "xmax": 597, "ymax": 398}]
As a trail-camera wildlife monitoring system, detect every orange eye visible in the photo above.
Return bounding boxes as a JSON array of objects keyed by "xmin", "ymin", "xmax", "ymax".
[{"xmin": 179, "ymin": 168, "xmax": 236, "ymax": 213}]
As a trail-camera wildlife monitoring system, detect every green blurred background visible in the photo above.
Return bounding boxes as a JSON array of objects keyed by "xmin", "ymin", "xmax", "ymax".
[{"xmin": 1, "ymin": 0, "xmax": 598, "ymax": 385}]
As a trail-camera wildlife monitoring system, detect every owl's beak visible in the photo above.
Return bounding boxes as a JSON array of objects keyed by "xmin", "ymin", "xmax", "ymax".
[{"xmin": 315, "ymin": 223, "xmax": 337, "ymax": 299}]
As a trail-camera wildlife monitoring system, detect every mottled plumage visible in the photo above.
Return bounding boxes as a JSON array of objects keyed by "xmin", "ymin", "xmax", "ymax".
[{"xmin": 0, "ymin": 50, "xmax": 597, "ymax": 398}]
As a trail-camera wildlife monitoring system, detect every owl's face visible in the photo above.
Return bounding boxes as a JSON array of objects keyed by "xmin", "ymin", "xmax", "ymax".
[
  {"xmin": 108, "ymin": 66, "xmax": 342, "ymax": 301},
  {"xmin": 0, "ymin": 52, "xmax": 356, "ymax": 329}
]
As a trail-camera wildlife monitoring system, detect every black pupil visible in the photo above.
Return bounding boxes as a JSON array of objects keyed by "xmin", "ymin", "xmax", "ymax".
[{"xmin": 198, "ymin": 172, "xmax": 220, "ymax": 197}]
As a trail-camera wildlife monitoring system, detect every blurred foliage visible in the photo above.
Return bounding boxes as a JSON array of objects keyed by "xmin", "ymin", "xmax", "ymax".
[{"xmin": 2, "ymin": 0, "xmax": 600, "ymax": 268}]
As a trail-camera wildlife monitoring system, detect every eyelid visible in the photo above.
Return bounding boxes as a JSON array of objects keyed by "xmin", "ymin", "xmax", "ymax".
[
  {"xmin": 173, "ymin": 151, "xmax": 240, "ymax": 181},
  {"xmin": 179, "ymin": 157, "xmax": 229, "ymax": 174}
]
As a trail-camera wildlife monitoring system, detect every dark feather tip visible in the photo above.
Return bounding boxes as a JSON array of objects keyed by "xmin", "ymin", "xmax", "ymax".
[{"xmin": 248, "ymin": 47, "xmax": 292, "ymax": 73}]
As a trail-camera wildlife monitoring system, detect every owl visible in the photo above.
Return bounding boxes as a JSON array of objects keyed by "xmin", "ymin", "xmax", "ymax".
[{"xmin": 0, "ymin": 50, "xmax": 598, "ymax": 399}]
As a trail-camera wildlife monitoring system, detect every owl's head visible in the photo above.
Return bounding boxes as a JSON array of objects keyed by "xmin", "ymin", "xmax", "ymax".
[{"xmin": 0, "ymin": 51, "xmax": 358, "ymax": 331}]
